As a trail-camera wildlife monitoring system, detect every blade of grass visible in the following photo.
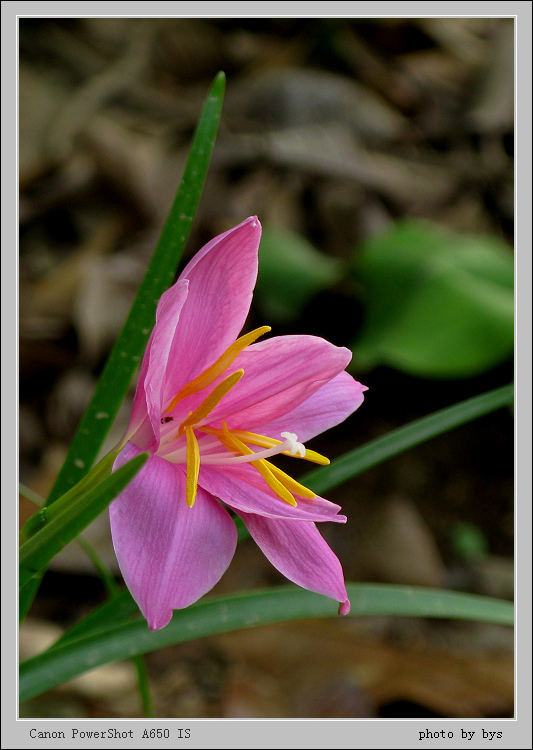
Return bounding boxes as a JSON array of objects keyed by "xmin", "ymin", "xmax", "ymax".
[
  {"xmin": 19, "ymin": 485, "xmax": 154, "ymax": 716},
  {"xmin": 20, "ymin": 72, "xmax": 226, "ymax": 621},
  {"xmin": 47, "ymin": 71, "xmax": 226, "ymax": 505},
  {"xmin": 305, "ymin": 382, "xmax": 513, "ymax": 495},
  {"xmin": 20, "ymin": 583, "xmax": 513, "ymax": 703},
  {"xmin": 19, "ymin": 483, "xmax": 119, "ymax": 597},
  {"xmin": 49, "ymin": 589, "xmax": 139, "ymax": 648},
  {"xmin": 232, "ymin": 384, "xmax": 513, "ymax": 544},
  {"xmin": 19, "ymin": 450, "xmax": 119, "ymax": 621},
  {"xmin": 19, "ymin": 454, "xmax": 148, "ymax": 589},
  {"xmin": 19, "ymin": 450, "xmax": 119, "ymax": 545},
  {"xmin": 74, "ymin": 544, "xmax": 154, "ymax": 718}
]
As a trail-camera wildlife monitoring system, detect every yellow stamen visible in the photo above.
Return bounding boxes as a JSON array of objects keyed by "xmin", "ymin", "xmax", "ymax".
[
  {"xmin": 178, "ymin": 370, "xmax": 244, "ymax": 436},
  {"xmin": 202, "ymin": 426, "xmax": 315, "ymax": 498},
  {"xmin": 221, "ymin": 423, "xmax": 297, "ymax": 506},
  {"xmin": 185, "ymin": 426, "xmax": 200, "ymax": 507},
  {"xmin": 200, "ymin": 427, "xmax": 330, "ymax": 465},
  {"xmin": 266, "ymin": 463, "xmax": 317, "ymax": 500},
  {"xmin": 165, "ymin": 326, "xmax": 270, "ymax": 413}
]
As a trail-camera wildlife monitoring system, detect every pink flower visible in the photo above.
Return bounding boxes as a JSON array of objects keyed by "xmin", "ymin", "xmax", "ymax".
[{"xmin": 110, "ymin": 216, "xmax": 367, "ymax": 631}]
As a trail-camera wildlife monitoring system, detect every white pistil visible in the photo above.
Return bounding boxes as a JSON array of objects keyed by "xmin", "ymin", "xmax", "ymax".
[
  {"xmin": 158, "ymin": 427, "xmax": 308, "ymax": 468},
  {"xmin": 199, "ymin": 432, "xmax": 306, "ymax": 465}
]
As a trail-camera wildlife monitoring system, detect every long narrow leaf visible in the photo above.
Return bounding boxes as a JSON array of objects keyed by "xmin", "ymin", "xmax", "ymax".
[
  {"xmin": 47, "ymin": 72, "xmax": 226, "ymax": 505},
  {"xmin": 20, "ymin": 72, "xmax": 226, "ymax": 621},
  {"xmin": 19, "ymin": 450, "xmax": 119, "ymax": 545},
  {"xmin": 19, "ymin": 584, "xmax": 513, "ymax": 703},
  {"xmin": 304, "ymin": 383, "xmax": 513, "ymax": 495},
  {"xmin": 49, "ymin": 589, "xmax": 139, "ymax": 649},
  {"xmin": 19, "ymin": 487, "xmax": 154, "ymax": 716},
  {"xmin": 19, "ymin": 454, "xmax": 148, "ymax": 589},
  {"xmin": 19, "ymin": 451, "xmax": 117, "ymax": 620}
]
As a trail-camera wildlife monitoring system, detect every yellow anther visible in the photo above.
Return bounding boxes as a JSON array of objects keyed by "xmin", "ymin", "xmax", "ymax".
[
  {"xmin": 178, "ymin": 369, "xmax": 244, "ymax": 435},
  {"xmin": 252, "ymin": 463, "xmax": 298, "ymax": 507},
  {"xmin": 165, "ymin": 326, "xmax": 270, "ymax": 413},
  {"xmin": 266, "ymin": 463, "xmax": 316, "ymax": 500},
  {"xmin": 222, "ymin": 424, "xmax": 297, "ymax": 506},
  {"xmin": 185, "ymin": 426, "xmax": 200, "ymax": 507},
  {"xmin": 298, "ymin": 448, "xmax": 330, "ymax": 466}
]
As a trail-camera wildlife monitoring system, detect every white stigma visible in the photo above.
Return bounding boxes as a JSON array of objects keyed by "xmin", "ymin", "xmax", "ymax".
[{"xmin": 280, "ymin": 432, "xmax": 306, "ymax": 457}]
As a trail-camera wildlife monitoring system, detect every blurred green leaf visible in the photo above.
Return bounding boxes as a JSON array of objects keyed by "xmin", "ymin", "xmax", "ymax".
[
  {"xmin": 449, "ymin": 521, "xmax": 490, "ymax": 562},
  {"xmin": 20, "ymin": 583, "xmax": 513, "ymax": 703},
  {"xmin": 256, "ymin": 225, "xmax": 342, "ymax": 323},
  {"xmin": 351, "ymin": 220, "xmax": 514, "ymax": 377}
]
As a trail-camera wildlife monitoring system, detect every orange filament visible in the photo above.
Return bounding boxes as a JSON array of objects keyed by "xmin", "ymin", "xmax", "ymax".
[
  {"xmin": 178, "ymin": 369, "xmax": 244, "ymax": 436},
  {"xmin": 165, "ymin": 326, "xmax": 270, "ymax": 413}
]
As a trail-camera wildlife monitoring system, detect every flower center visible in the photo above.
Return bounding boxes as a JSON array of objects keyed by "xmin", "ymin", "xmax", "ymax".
[{"xmin": 158, "ymin": 327, "xmax": 329, "ymax": 508}]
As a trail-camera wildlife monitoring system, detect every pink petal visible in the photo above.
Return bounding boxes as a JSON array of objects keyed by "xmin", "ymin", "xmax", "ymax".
[
  {"xmin": 141, "ymin": 279, "xmax": 190, "ymax": 442},
  {"xmin": 205, "ymin": 335, "xmax": 353, "ymax": 429},
  {"xmin": 110, "ymin": 443, "xmax": 237, "ymax": 631},
  {"xmin": 161, "ymin": 217, "xmax": 261, "ymax": 406},
  {"xmin": 198, "ymin": 462, "xmax": 346, "ymax": 523},
  {"xmin": 122, "ymin": 278, "xmax": 189, "ymax": 448},
  {"xmin": 257, "ymin": 371, "xmax": 368, "ymax": 443},
  {"xmin": 236, "ymin": 511, "xmax": 350, "ymax": 613}
]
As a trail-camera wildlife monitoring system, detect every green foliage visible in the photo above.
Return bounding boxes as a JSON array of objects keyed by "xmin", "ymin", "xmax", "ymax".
[
  {"xmin": 18, "ymin": 77, "xmax": 515, "ymax": 712},
  {"xmin": 19, "ymin": 454, "xmax": 148, "ymax": 589},
  {"xmin": 304, "ymin": 383, "xmax": 513, "ymax": 495},
  {"xmin": 19, "ymin": 584, "xmax": 513, "ymax": 703},
  {"xmin": 46, "ymin": 72, "xmax": 226, "ymax": 506},
  {"xmin": 449, "ymin": 521, "xmax": 490, "ymax": 562},
  {"xmin": 350, "ymin": 220, "xmax": 514, "ymax": 377},
  {"xmin": 256, "ymin": 225, "xmax": 342, "ymax": 323},
  {"xmin": 19, "ymin": 72, "xmax": 227, "ymax": 622}
]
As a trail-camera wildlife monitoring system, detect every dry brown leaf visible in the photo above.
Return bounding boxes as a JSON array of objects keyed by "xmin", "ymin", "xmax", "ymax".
[{"xmin": 214, "ymin": 620, "xmax": 513, "ymax": 718}]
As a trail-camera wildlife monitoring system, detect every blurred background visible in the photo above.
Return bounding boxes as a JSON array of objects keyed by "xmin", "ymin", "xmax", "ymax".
[{"xmin": 19, "ymin": 17, "xmax": 514, "ymax": 718}]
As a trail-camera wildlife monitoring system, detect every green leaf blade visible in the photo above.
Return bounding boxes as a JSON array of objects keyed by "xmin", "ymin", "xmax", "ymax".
[
  {"xmin": 46, "ymin": 72, "xmax": 226, "ymax": 505},
  {"xmin": 49, "ymin": 590, "xmax": 139, "ymax": 650},
  {"xmin": 19, "ymin": 584, "xmax": 513, "ymax": 703},
  {"xmin": 303, "ymin": 383, "xmax": 513, "ymax": 495},
  {"xmin": 19, "ymin": 454, "xmax": 148, "ymax": 589},
  {"xmin": 20, "ymin": 72, "xmax": 226, "ymax": 621}
]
